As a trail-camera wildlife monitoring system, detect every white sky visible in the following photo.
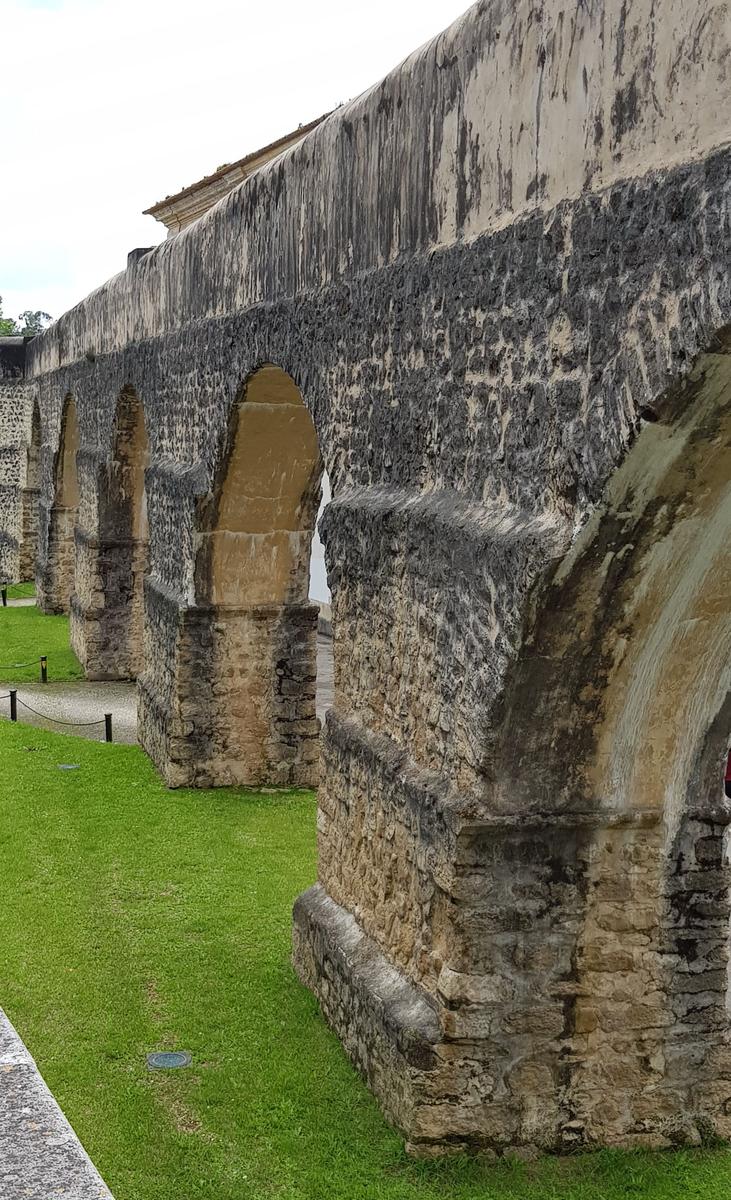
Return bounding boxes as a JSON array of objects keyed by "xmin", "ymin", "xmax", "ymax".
[{"xmin": 1, "ymin": 0, "xmax": 469, "ymax": 323}]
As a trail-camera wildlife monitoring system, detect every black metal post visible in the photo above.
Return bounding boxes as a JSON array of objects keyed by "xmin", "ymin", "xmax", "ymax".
[
  {"xmin": 104, "ymin": 713, "xmax": 113, "ymax": 743},
  {"xmin": 9, "ymin": 690, "xmax": 17, "ymax": 721},
  {"xmin": 1, "ymin": 587, "xmax": 6, "ymax": 607},
  {"xmin": 40, "ymin": 655, "xmax": 48, "ymax": 684}
]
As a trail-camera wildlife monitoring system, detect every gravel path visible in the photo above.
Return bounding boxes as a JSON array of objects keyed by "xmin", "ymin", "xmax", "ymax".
[
  {"xmin": 3, "ymin": 681, "xmax": 138, "ymax": 743},
  {"xmin": 0, "ymin": 635, "xmax": 335, "ymax": 745}
]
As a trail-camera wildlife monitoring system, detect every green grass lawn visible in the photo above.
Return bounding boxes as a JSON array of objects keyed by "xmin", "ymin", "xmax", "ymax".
[
  {"xmin": 0, "ymin": 601, "xmax": 82, "ymax": 683},
  {"xmin": 0, "ymin": 601, "xmax": 730, "ymax": 1197},
  {"xmin": 6, "ymin": 580, "xmax": 36, "ymax": 600},
  {"xmin": 1, "ymin": 723, "xmax": 730, "ymax": 1200}
]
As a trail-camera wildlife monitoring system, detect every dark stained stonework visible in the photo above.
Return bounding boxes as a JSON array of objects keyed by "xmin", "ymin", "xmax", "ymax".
[{"xmin": 1, "ymin": 0, "xmax": 729, "ymax": 1157}]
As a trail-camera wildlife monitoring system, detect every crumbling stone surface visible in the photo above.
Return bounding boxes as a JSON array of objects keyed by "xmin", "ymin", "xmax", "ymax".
[{"xmin": 1, "ymin": 0, "xmax": 729, "ymax": 1156}]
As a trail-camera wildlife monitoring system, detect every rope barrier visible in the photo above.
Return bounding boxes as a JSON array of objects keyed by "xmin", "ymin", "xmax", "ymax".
[
  {"xmin": 13, "ymin": 698, "xmax": 106, "ymax": 727},
  {"xmin": 1, "ymin": 608, "xmax": 111, "ymax": 740},
  {"xmin": 0, "ymin": 655, "xmax": 49, "ymax": 683},
  {"xmin": 4, "ymin": 691, "xmax": 113, "ymax": 741}
]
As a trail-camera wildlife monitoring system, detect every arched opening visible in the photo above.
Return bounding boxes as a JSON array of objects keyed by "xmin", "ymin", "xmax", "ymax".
[
  {"xmin": 158, "ymin": 364, "xmax": 326, "ymax": 788},
  {"xmin": 489, "ymin": 327, "xmax": 731, "ymax": 1145},
  {"xmin": 309, "ymin": 469, "xmax": 334, "ymax": 725},
  {"xmin": 108, "ymin": 388, "xmax": 149, "ymax": 546},
  {"xmin": 40, "ymin": 393, "xmax": 79, "ymax": 613},
  {"xmin": 72, "ymin": 387, "xmax": 149, "ymax": 680},
  {"xmin": 57, "ymin": 394, "xmax": 80, "ymax": 510},
  {"xmin": 19, "ymin": 401, "xmax": 41, "ymax": 582},
  {"xmin": 206, "ymin": 365, "xmax": 321, "ymax": 606}
]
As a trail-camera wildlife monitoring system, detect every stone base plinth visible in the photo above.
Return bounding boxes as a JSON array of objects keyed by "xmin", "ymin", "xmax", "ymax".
[
  {"xmin": 293, "ymin": 884, "xmax": 444, "ymax": 1150},
  {"xmin": 295, "ymin": 746, "xmax": 731, "ymax": 1158}
]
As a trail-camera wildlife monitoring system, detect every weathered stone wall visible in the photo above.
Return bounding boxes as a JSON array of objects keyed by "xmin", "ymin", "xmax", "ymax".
[
  {"xmin": 0, "ymin": 340, "xmax": 33, "ymax": 584},
  {"xmin": 37, "ymin": 394, "xmax": 80, "ymax": 613},
  {"xmin": 8, "ymin": 0, "xmax": 731, "ymax": 1157},
  {"xmin": 18, "ymin": 400, "xmax": 41, "ymax": 582},
  {"xmin": 25, "ymin": 0, "xmax": 731, "ymax": 373},
  {"xmin": 0, "ymin": 382, "xmax": 25, "ymax": 584},
  {"xmin": 137, "ymin": 600, "xmax": 320, "ymax": 788},
  {"xmin": 70, "ymin": 388, "xmax": 148, "ymax": 678}
]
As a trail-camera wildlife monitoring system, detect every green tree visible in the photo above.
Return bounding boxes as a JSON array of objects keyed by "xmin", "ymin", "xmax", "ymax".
[
  {"xmin": 0, "ymin": 298, "xmax": 52, "ymax": 337},
  {"xmin": 17, "ymin": 309, "xmax": 52, "ymax": 336},
  {"xmin": 0, "ymin": 296, "xmax": 16, "ymax": 336}
]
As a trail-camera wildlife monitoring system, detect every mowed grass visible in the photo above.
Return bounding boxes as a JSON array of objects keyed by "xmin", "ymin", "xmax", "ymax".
[
  {"xmin": 6, "ymin": 580, "xmax": 36, "ymax": 600},
  {"xmin": 1, "ymin": 604, "xmax": 731, "ymax": 1198},
  {"xmin": 0, "ymin": 601, "xmax": 82, "ymax": 683}
]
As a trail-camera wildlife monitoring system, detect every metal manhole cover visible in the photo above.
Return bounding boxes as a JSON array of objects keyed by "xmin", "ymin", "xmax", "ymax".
[{"xmin": 147, "ymin": 1051, "xmax": 192, "ymax": 1070}]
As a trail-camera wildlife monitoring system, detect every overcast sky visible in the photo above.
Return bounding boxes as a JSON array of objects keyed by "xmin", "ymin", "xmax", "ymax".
[{"xmin": 1, "ymin": 0, "xmax": 469, "ymax": 324}]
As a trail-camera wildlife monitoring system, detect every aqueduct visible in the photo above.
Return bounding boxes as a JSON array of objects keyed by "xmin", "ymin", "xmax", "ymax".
[{"xmin": 0, "ymin": 0, "xmax": 730, "ymax": 1157}]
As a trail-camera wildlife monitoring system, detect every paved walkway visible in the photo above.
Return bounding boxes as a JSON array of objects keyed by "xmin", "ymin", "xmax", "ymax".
[
  {"xmin": 1, "ymin": 635, "xmax": 335, "ymax": 745},
  {"xmin": 0, "ymin": 1009, "xmax": 114, "ymax": 1199},
  {"xmin": 6, "ymin": 681, "xmax": 138, "ymax": 743}
]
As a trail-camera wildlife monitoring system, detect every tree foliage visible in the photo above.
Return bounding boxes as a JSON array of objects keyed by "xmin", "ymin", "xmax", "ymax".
[{"xmin": 0, "ymin": 296, "xmax": 52, "ymax": 337}]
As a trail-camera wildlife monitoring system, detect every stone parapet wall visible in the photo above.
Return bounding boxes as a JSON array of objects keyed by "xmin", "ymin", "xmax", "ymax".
[{"xmin": 25, "ymin": 0, "xmax": 730, "ymax": 373}]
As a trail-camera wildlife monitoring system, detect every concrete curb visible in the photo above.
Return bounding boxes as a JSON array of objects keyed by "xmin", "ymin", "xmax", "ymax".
[{"xmin": 0, "ymin": 1009, "xmax": 114, "ymax": 1199}]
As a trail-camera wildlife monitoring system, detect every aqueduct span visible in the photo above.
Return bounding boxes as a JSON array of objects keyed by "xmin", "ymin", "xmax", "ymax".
[{"xmin": 1, "ymin": 0, "xmax": 730, "ymax": 1156}]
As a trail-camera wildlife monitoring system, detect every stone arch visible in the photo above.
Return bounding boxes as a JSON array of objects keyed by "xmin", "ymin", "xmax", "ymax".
[
  {"xmin": 18, "ymin": 399, "xmax": 41, "ymax": 582},
  {"xmin": 295, "ymin": 327, "xmax": 731, "ymax": 1155},
  {"xmin": 140, "ymin": 364, "xmax": 324, "ymax": 788},
  {"xmin": 56, "ymin": 394, "xmax": 80, "ymax": 509},
  {"xmin": 197, "ymin": 363, "xmax": 322, "ymax": 608},
  {"xmin": 71, "ymin": 386, "xmax": 149, "ymax": 680},
  {"xmin": 39, "ymin": 393, "xmax": 79, "ymax": 612},
  {"xmin": 472, "ymin": 327, "xmax": 731, "ymax": 1149}
]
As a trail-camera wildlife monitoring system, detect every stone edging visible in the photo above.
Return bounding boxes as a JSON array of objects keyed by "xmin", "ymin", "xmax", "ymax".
[{"xmin": 0, "ymin": 1008, "xmax": 114, "ymax": 1199}]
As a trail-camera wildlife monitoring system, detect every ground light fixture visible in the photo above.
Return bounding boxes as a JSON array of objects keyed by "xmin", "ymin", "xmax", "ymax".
[{"xmin": 146, "ymin": 1051, "xmax": 192, "ymax": 1070}]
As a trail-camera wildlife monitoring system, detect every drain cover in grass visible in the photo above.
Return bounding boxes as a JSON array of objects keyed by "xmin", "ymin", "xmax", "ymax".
[
  {"xmin": 57, "ymin": 764, "xmax": 80, "ymax": 770},
  {"xmin": 147, "ymin": 1051, "xmax": 192, "ymax": 1070}
]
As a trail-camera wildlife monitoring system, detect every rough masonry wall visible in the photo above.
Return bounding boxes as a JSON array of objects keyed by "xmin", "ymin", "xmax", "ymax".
[{"xmin": 0, "ymin": 344, "xmax": 33, "ymax": 584}]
